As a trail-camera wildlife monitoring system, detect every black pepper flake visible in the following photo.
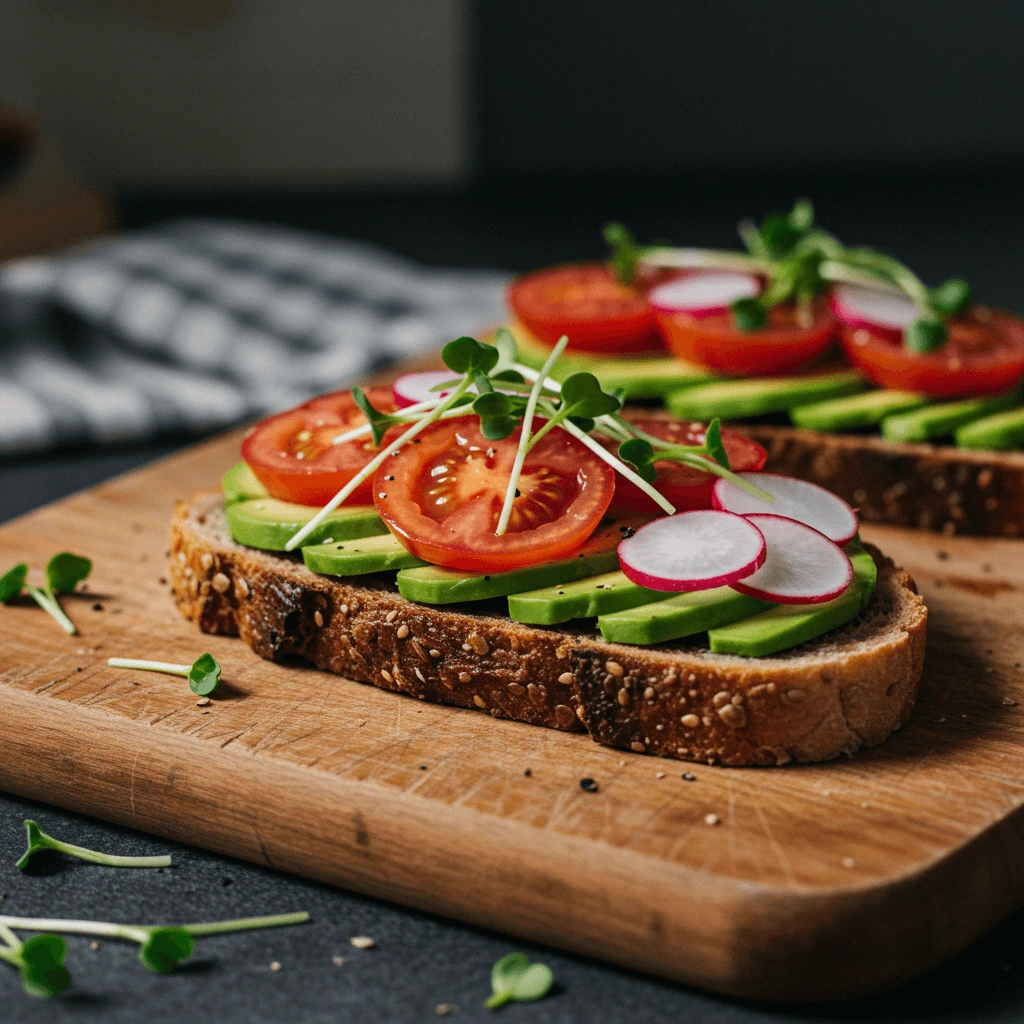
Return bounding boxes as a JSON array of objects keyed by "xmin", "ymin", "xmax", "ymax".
[
  {"xmin": 419, "ymin": 764, "xmax": 428, "ymax": 771},
  {"xmin": 621, "ymin": 527, "xmax": 636, "ymax": 539},
  {"xmin": 524, "ymin": 768, "xmax": 532, "ymax": 777},
  {"xmin": 92, "ymin": 603, "xmax": 103, "ymax": 612},
  {"xmin": 682, "ymin": 772, "xmax": 696, "ymax": 782},
  {"xmin": 384, "ymin": 475, "xmax": 395, "ymax": 481},
  {"xmin": 484, "ymin": 575, "xmax": 491, "ymax": 581},
  {"xmin": 158, "ymin": 577, "xmax": 167, "ymax": 585},
  {"xmin": 222, "ymin": 877, "xmax": 233, "ymax": 887},
  {"xmin": 936, "ymin": 551, "xmax": 949, "ymax": 560},
  {"xmin": 580, "ymin": 777, "xmax": 599, "ymax": 793}
]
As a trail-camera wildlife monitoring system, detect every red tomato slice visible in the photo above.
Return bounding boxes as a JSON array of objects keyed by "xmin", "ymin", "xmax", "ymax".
[
  {"xmin": 839, "ymin": 306, "xmax": 1024, "ymax": 398},
  {"xmin": 373, "ymin": 417, "xmax": 616, "ymax": 571},
  {"xmin": 602, "ymin": 418, "xmax": 767, "ymax": 515},
  {"xmin": 241, "ymin": 386, "xmax": 398, "ymax": 506},
  {"xmin": 655, "ymin": 299, "xmax": 836, "ymax": 376},
  {"xmin": 507, "ymin": 262, "xmax": 667, "ymax": 354}
]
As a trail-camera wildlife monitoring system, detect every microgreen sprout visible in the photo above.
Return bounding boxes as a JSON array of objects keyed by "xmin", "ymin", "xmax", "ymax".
[
  {"xmin": 17, "ymin": 820, "xmax": 172, "ymax": 871},
  {"xmin": 0, "ymin": 553, "xmax": 91, "ymax": 635},
  {"xmin": 485, "ymin": 953, "xmax": 554, "ymax": 1009},
  {"xmin": 637, "ymin": 199, "xmax": 971, "ymax": 350},
  {"xmin": 106, "ymin": 654, "xmax": 222, "ymax": 696},
  {"xmin": 0, "ymin": 911, "xmax": 309, "ymax": 994},
  {"xmin": 0, "ymin": 930, "xmax": 70, "ymax": 998},
  {"xmin": 604, "ymin": 222, "xmax": 648, "ymax": 284}
]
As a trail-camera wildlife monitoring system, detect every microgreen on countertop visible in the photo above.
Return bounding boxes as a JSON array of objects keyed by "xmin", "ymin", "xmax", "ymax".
[
  {"xmin": 0, "ymin": 930, "xmax": 70, "ymax": 998},
  {"xmin": 0, "ymin": 553, "xmax": 91, "ymax": 635},
  {"xmin": 0, "ymin": 912, "xmax": 309, "ymax": 995},
  {"xmin": 638, "ymin": 199, "xmax": 971, "ymax": 349},
  {"xmin": 485, "ymin": 953, "xmax": 554, "ymax": 1009},
  {"xmin": 17, "ymin": 820, "xmax": 172, "ymax": 871},
  {"xmin": 106, "ymin": 654, "xmax": 222, "ymax": 696}
]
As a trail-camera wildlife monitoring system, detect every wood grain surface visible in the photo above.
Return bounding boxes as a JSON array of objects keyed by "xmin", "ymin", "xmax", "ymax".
[{"xmin": 1, "ymin": 429, "xmax": 1023, "ymax": 1001}]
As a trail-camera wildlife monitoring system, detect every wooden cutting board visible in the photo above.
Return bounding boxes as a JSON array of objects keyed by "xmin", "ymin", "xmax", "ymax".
[{"xmin": 1, "ymin": 429, "xmax": 1023, "ymax": 1002}]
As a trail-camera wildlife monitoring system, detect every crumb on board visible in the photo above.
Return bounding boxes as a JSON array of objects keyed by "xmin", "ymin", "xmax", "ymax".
[{"xmin": 350, "ymin": 936, "xmax": 376, "ymax": 950}]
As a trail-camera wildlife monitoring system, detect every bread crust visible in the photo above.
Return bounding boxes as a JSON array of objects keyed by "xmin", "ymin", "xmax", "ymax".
[{"xmin": 170, "ymin": 491, "xmax": 927, "ymax": 766}]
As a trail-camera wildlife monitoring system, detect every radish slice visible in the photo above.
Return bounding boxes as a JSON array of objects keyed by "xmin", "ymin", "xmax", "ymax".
[
  {"xmin": 829, "ymin": 284, "xmax": 917, "ymax": 342},
  {"xmin": 649, "ymin": 272, "xmax": 760, "ymax": 319},
  {"xmin": 730, "ymin": 514, "xmax": 853, "ymax": 605},
  {"xmin": 617, "ymin": 510, "xmax": 766, "ymax": 593},
  {"xmin": 392, "ymin": 370, "xmax": 461, "ymax": 409},
  {"xmin": 712, "ymin": 472, "xmax": 859, "ymax": 545}
]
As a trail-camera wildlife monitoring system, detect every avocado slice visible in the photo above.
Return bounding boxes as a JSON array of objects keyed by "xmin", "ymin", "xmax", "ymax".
[
  {"xmin": 665, "ymin": 370, "xmax": 865, "ymax": 421},
  {"xmin": 226, "ymin": 497, "xmax": 386, "ymax": 551},
  {"xmin": 507, "ymin": 570, "xmax": 671, "ymax": 625},
  {"xmin": 790, "ymin": 389, "xmax": 927, "ymax": 431},
  {"xmin": 598, "ymin": 586, "xmax": 769, "ymax": 645},
  {"xmin": 222, "ymin": 461, "xmax": 268, "ymax": 505},
  {"xmin": 881, "ymin": 391, "xmax": 1020, "ymax": 443},
  {"xmin": 707, "ymin": 542, "xmax": 877, "ymax": 656},
  {"xmin": 302, "ymin": 533, "xmax": 427, "ymax": 576},
  {"xmin": 954, "ymin": 406, "xmax": 1024, "ymax": 451},
  {"xmin": 506, "ymin": 326, "xmax": 713, "ymax": 398}
]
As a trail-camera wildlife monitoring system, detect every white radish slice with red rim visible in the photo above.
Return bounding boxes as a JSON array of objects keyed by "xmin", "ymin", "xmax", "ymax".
[
  {"xmin": 617, "ymin": 510, "xmax": 766, "ymax": 593},
  {"xmin": 729, "ymin": 514, "xmax": 853, "ymax": 605},
  {"xmin": 712, "ymin": 472, "xmax": 859, "ymax": 545},
  {"xmin": 392, "ymin": 370, "xmax": 461, "ymax": 409},
  {"xmin": 829, "ymin": 284, "xmax": 917, "ymax": 341},
  {"xmin": 648, "ymin": 272, "xmax": 761, "ymax": 319}
]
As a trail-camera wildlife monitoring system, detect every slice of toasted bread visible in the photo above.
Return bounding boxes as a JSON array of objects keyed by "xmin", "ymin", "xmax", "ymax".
[{"xmin": 170, "ymin": 490, "xmax": 927, "ymax": 766}]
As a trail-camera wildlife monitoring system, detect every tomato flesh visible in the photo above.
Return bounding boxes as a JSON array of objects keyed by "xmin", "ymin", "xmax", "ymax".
[
  {"xmin": 655, "ymin": 299, "xmax": 836, "ymax": 375},
  {"xmin": 603, "ymin": 417, "xmax": 767, "ymax": 515},
  {"xmin": 373, "ymin": 417, "xmax": 616, "ymax": 571},
  {"xmin": 839, "ymin": 306, "xmax": 1024, "ymax": 398},
  {"xmin": 507, "ymin": 262, "xmax": 668, "ymax": 354},
  {"xmin": 241, "ymin": 386, "xmax": 398, "ymax": 506}
]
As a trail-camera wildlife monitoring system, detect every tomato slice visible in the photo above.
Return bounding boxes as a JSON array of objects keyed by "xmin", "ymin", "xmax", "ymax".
[
  {"xmin": 602, "ymin": 418, "xmax": 767, "ymax": 515},
  {"xmin": 655, "ymin": 299, "xmax": 836, "ymax": 375},
  {"xmin": 373, "ymin": 417, "xmax": 616, "ymax": 571},
  {"xmin": 839, "ymin": 307, "xmax": 1024, "ymax": 398},
  {"xmin": 241, "ymin": 386, "xmax": 398, "ymax": 506},
  {"xmin": 507, "ymin": 262, "xmax": 668, "ymax": 354}
]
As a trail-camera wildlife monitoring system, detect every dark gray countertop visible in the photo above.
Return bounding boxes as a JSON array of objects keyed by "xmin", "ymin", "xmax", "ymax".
[{"xmin": 3, "ymin": 174, "xmax": 1024, "ymax": 1019}]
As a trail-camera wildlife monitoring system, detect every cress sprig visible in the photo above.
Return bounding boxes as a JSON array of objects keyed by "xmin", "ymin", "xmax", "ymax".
[
  {"xmin": 615, "ymin": 199, "xmax": 971, "ymax": 352},
  {"xmin": 285, "ymin": 330, "xmax": 770, "ymax": 550},
  {"xmin": 17, "ymin": 820, "xmax": 172, "ymax": 871},
  {"xmin": 0, "ymin": 553, "xmax": 91, "ymax": 635}
]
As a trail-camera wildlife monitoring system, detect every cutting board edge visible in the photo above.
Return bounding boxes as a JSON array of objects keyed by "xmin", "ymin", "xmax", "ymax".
[{"xmin": 4, "ymin": 682, "xmax": 1023, "ymax": 1001}]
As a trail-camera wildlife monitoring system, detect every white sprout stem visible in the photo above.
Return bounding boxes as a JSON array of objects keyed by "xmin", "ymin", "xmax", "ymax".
[
  {"xmin": 557, "ymin": 415, "xmax": 676, "ymax": 516},
  {"xmin": 107, "ymin": 658, "xmax": 191, "ymax": 677},
  {"xmin": 26, "ymin": 587, "xmax": 76, "ymax": 635},
  {"xmin": 640, "ymin": 246, "xmax": 768, "ymax": 274},
  {"xmin": 331, "ymin": 402, "xmax": 467, "ymax": 446},
  {"xmin": 285, "ymin": 378, "xmax": 473, "ymax": 551},
  {"xmin": 495, "ymin": 337, "xmax": 568, "ymax": 536},
  {"xmin": 0, "ymin": 923, "xmax": 20, "ymax": 949},
  {"xmin": 182, "ymin": 912, "xmax": 310, "ymax": 937},
  {"xmin": 37, "ymin": 835, "xmax": 172, "ymax": 869},
  {"xmin": 516, "ymin": 362, "xmax": 624, "ymax": 440},
  {"xmin": 0, "ymin": 912, "xmax": 309, "ymax": 940},
  {"xmin": 817, "ymin": 261, "xmax": 904, "ymax": 294}
]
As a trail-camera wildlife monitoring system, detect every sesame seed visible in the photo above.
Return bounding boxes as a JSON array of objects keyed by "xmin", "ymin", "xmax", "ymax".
[
  {"xmin": 473, "ymin": 695, "xmax": 487, "ymax": 708},
  {"xmin": 200, "ymin": 552, "xmax": 214, "ymax": 571},
  {"xmin": 196, "ymin": 697, "xmax": 211, "ymax": 707},
  {"xmin": 314, "ymin": 610, "xmax": 324, "ymax": 627},
  {"xmin": 350, "ymin": 936, "xmax": 376, "ymax": 950},
  {"xmin": 704, "ymin": 813, "xmax": 720, "ymax": 826},
  {"xmin": 332, "ymin": 956, "xmax": 345, "ymax": 966},
  {"xmin": 605, "ymin": 660, "xmax": 624, "ymax": 677},
  {"xmin": 269, "ymin": 961, "xmax": 282, "ymax": 972},
  {"xmin": 414, "ymin": 668, "xmax": 425, "ymax": 682},
  {"xmin": 396, "ymin": 624, "xmax": 410, "ymax": 639},
  {"xmin": 467, "ymin": 635, "xmax": 489, "ymax": 655},
  {"xmin": 682, "ymin": 772, "xmax": 696, "ymax": 781},
  {"xmin": 381, "ymin": 669, "xmax": 393, "ymax": 682},
  {"xmin": 386, "ymin": 610, "xmax": 397, "ymax": 623},
  {"xmin": 643, "ymin": 686, "xmax": 655, "ymax": 700},
  {"xmin": 558, "ymin": 671, "xmax": 575, "ymax": 685},
  {"xmin": 655, "ymin": 771, "xmax": 666, "ymax": 779},
  {"xmin": 681, "ymin": 714, "xmax": 700, "ymax": 728},
  {"xmin": 618, "ymin": 759, "xmax": 626, "ymax": 767},
  {"xmin": 462, "ymin": 643, "xmax": 472, "ymax": 652},
  {"xmin": 90, "ymin": 940, "xmax": 101, "ymax": 950},
  {"xmin": 429, "ymin": 649, "xmax": 441, "ymax": 658},
  {"xmin": 339, "ymin": 603, "xmax": 348, "ymax": 614},
  {"xmin": 1003, "ymin": 696, "xmax": 1017, "ymax": 706},
  {"xmin": 458, "ymin": 671, "xmax": 472, "ymax": 683}
]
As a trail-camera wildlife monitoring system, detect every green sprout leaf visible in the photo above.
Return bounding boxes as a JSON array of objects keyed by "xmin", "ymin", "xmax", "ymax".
[
  {"xmin": 906, "ymin": 318, "xmax": 946, "ymax": 353},
  {"xmin": 17, "ymin": 819, "xmax": 173, "ymax": 871},
  {"xmin": 929, "ymin": 278, "xmax": 972, "ymax": 317},
  {"xmin": 617, "ymin": 438, "xmax": 658, "ymax": 483},
  {"xmin": 558, "ymin": 372, "xmax": 623, "ymax": 420},
  {"xmin": 188, "ymin": 654, "xmax": 221, "ymax": 696},
  {"xmin": 0, "ymin": 563, "xmax": 28, "ymax": 603},
  {"xmin": 492, "ymin": 326, "xmax": 519, "ymax": 369},
  {"xmin": 442, "ymin": 336, "xmax": 500, "ymax": 375},
  {"xmin": 351, "ymin": 385, "xmax": 402, "ymax": 446},
  {"xmin": 45, "ymin": 552, "xmax": 92, "ymax": 595},
  {"xmin": 603, "ymin": 222, "xmax": 646, "ymax": 284},
  {"xmin": 789, "ymin": 197, "xmax": 815, "ymax": 232},
  {"xmin": 473, "ymin": 391, "xmax": 523, "ymax": 441},
  {"xmin": 15, "ymin": 934, "xmax": 70, "ymax": 998},
  {"xmin": 485, "ymin": 952, "xmax": 554, "ymax": 1009},
  {"xmin": 731, "ymin": 296, "xmax": 768, "ymax": 332},
  {"xmin": 703, "ymin": 418, "xmax": 731, "ymax": 469},
  {"xmin": 139, "ymin": 928, "xmax": 195, "ymax": 973}
]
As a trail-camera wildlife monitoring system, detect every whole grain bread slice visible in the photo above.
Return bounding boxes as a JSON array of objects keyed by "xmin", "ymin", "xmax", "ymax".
[{"xmin": 170, "ymin": 490, "xmax": 927, "ymax": 766}]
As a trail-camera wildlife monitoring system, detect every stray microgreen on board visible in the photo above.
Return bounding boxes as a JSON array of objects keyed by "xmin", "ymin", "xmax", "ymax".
[
  {"xmin": 0, "ymin": 911, "xmax": 310, "ymax": 996},
  {"xmin": 0, "ymin": 931, "xmax": 70, "ymax": 998},
  {"xmin": 0, "ymin": 553, "xmax": 91, "ymax": 635},
  {"xmin": 106, "ymin": 654, "xmax": 222, "ymax": 696},
  {"xmin": 16, "ymin": 820, "xmax": 172, "ymax": 871},
  {"xmin": 485, "ymin": 952, "xmax": 554, "ymax": 1009}
]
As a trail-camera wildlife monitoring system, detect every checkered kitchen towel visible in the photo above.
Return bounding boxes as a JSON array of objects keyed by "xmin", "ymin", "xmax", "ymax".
[{"xmin": 0, "ymin": 219, "xmax": 509, "ymax": 455}]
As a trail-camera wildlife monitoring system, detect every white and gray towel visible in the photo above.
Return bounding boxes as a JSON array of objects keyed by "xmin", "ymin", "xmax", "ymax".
[{"xmin": 0, "ymin": 219, "xmax": 509, "ymax": 455}]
